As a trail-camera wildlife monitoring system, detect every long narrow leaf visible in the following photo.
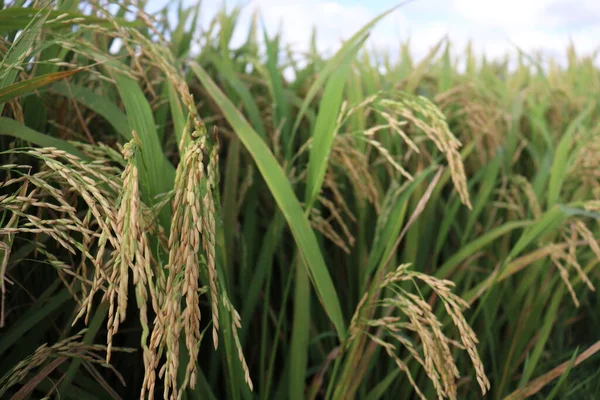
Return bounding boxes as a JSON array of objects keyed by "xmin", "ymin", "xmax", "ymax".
[
  {"xmin": 191, "ymin": 62, "xmax": 347, "ymax": 340},
  {"xmin": 304, "ymin": 39, "xmax": 363, "ymax": 208},
  {"xmin": 0, "ymin": 117, "xmax": 87, "ymax": 159},
  {"xmin": 290, "ymin": 4, "xmax": 406, "ymax": 138},
  {"xmin": 0, "ymin": 69, "xmax": 82, "ymax": 103},
  {"xmin": 52, "ymin": 81, "xmax": 131, "ymax": 140}
]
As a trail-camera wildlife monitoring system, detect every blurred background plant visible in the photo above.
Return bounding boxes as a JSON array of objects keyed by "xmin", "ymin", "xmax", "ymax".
[{"xmin": 0, "ymin": 0, "xmax": 599, "ymax": 399}]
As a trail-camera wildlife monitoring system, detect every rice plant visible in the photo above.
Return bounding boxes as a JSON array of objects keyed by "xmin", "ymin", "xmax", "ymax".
[{"xmin": 1, "ymin": 1, "xmax": 599, "ymax": 399}]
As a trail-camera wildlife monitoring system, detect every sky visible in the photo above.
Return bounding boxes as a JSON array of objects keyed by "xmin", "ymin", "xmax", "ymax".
[{"xmin": 146, "ymin": 0, "xmax": 600, "ymax": 64}]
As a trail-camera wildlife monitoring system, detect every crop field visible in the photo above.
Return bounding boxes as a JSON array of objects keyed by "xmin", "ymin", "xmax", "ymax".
[{"xmin": 0, "ymin": 1, "xmax": 599, "ymax": 399}]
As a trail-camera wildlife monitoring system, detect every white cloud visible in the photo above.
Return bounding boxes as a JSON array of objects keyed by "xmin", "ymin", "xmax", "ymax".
[
  {"xmin": 449, "ymin": 0, "xmax": 599, "ymax": 63},
  {"xmin": 148, "ymin": 0, "xmax": 599, "ymax": 66},
  {"xmin": 237, "ymin": 0, "xmax": 409, "ymax": 56},
  {"xmin": 453, "ymin": 0, "xmax": 549, "ymax": 27},
  {"xmin": 246, "ymin": 0, "xmax": 597, "ymax": 64},
  {"xmin": 453, "ymin": 0, "xmax": 600, "ymax": 30}
]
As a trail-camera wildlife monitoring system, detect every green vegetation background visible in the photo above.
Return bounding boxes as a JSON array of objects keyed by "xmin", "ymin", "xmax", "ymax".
[{"xmin": 0, "ymin": 1, "xmax": 599, "ymax": 399}]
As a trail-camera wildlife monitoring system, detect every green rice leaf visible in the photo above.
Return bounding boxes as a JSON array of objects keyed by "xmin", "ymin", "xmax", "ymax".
[
  {"xmin": 0, "ymin": 69, "xmax": 82, "ymax": 103},
  {"xmin": 304, "ymin": 45, "xmax": 358, "ymax": 208},
  {"xmin": 113, "ymin": 73, "xmax": 175, "ymax": 208},
  {"xmin": 52, "ymin": 81, "xmax": 131, "ymax": 140},
  {"xmin": 0, "ymin": 117, "xmax": 87, "ymax": 159},
  {"xmin": 0, "ymin": 4, "xmax": 50, "ymax": 114},
  {"xmin": 547, "ymin": 104, "xmax": 594, "ymax": 207},
  {"xmin": 191, "ymin": 62, "xmax": 347, "ymax": 341},
  {"xmin": 290, "ymin": 4, "xmax": 403, "ymax": 140}
]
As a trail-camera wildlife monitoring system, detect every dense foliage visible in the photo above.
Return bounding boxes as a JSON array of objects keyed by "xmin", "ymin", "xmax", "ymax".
[{"xmin": 1, "ymin": 1, "xmax": 599, "ymax": 399}]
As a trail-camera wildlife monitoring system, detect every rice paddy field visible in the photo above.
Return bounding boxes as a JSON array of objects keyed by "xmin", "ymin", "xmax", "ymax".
[{"xmin": 1, "ymin": 1, "xmax": 600, "ymax": 399}]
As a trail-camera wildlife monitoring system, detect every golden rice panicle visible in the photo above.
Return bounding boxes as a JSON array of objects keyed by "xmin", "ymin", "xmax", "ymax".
[
  {"xmin": 434, "ymin": 84, "xmax": 506, "ymax": 163},
  {"xmin": 330, "ymin": 136, "xmax": 380, "ymax": 210},
  {"xmin": 363, "ymin": 137, "xmax": 414, "ymax": 181},
  {"xmin": 204, "ymin": 133, "xmax": 220, "ymax": 350},
  {"xmin": 309, "ymin": 208, "xmax": 351, "ymax": 254},
  {"xmin": 0, "ymin": 152, "xmax": 120, "ymax": 331},
  {"xmin": 155, "ymin": 127, "xmax": 252, "ymax": 396},
  {"xmin": 0, "ymin": 148, "xmax": 126, "ymax": 361},
  {"xmin": 575, "ymin": 220, "xmax": 600, "ymax": 263},
  {"xmin": 347, "ymin": 292, "xmax": 369, "ymax": 344},
  {"xmin": 224, "ymin": 295, "xmax": 254, "ymax": 391},
  {"xmin": 157, "ymin": 129, "xmax": 221, "ymax": 396},
  {"xmin": 511, "ymin": 175, "xmax": 542, "ymax": 218},
  {"xmin": 119, "ymin": 134, "xmax": 163, "ymax": 399},
  {"xmin": 208, "ymin": 128, "xmax": 254, "ymax": 391},
  {"xmin": 102, "ymin": 132, "xmax": 158, "ymax": 368},
  {"xmin": 350, "ymin": 263, "xmax": 489, "ymax": 398},
  {"xmin": 0, "ymin": 330, "xmax": 130, "ymax": 398},
  {"xmin": 584, "ymin": 200, "xmax": 600, "ymax": 212},
  {"xmin": 183, "ymin": 137, "xmax": 206, "ymax": 389},
  {"xmin": 160, "ymin": 137, "xmax": 202, "ymax": 399},
  {"xmin": 319, "ymin": 195, "xmax": 355, "ymax": 251},
  {"xmin": 551, "ymin": 253, "xmax": 580, "ymax": 307},
  {"xmin": 379, "ymin": 93, "xmax": 472, "ymax": 209},
  {"xmin": 413, "ymin": 271, "xmax": 491, "ymax": 395}
]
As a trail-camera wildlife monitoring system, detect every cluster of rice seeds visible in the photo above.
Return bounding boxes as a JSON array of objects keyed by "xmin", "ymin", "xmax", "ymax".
[
  {"xmin": 207, "ymin": 130, "xmax": 252, "ymax": 391},
  {"xmin": 574, "ymin": 220, "xmax": 600, "ymax": 262},
  {"xmin": 379, "ymin": 94, "xmax": 472, "ymax": 209},
  {"xmin": 84, "ymin": 6, "xmax": 254, "ymax": 394},
  {"xmin": 337, "ymin": 94, "xmax": 429, "ymax": 188},
  {"xmin": 322, "ymin": 173, "xmax": 357, "ymax": 223},
  {"xmin": 157, "ymin": 134, "xmax": 206, "ymax": 399},
  {"xmin": 547, "ymin": 221, "xmax": 597, "ymax": 307},
  {"xmin": 36, "ymin": 8, "xmax": 248, "ymax": 394},
  {"xmin": 0, "ymin": 172, "xmax": 89, "ymax": 252},
  {"xmin": 1, "ymin": 176, "xmax": 32, "ymax": 324},
  {"xmin": 570, "ymin": 133, "xmax": 600, "ymax": 190},
  {"xmin": 0, "ymin": 241, "xmax": 10, "ymax": 328},
  {"xmin": 584, "ymin": 200, "xmax": 600, "ymax": 212},
  {"xmin": 350, "ymin": 264, "xmax": 489, "ymax": 399},
  {"xmin": 94, "ymin": 148, "xmax": 134, "ymax": 361},
  {"xmin": 0, "ymin": 164, "xmax": 31, "ymax": 326},
  {"xmin": 369, "ymin": 331, "xmax": 427, "ymax": 399},
  {"xmin": 206, "ymin": 129, "xmax": 252, "ymax": 390},
  {"xmin": 320, "ymin": 195, "xmax": 355, "ymax": 249},
  {"xmin": 0, "ymin": 330, "xmax": 130, "ymax": 398},
  {"xmin": 329, "ymin": 136, "xmax": 380, "ymax": 212},
  {"xmin": 106, "ymin": 7, "xmax": 205, "ymax": 153},
  {"xmin": 151, "ymin": 127, "xmax": 251, "ymax": 398},
  {"xmin": 0, "ymin": 145, "xmax": 162, "ymax": 386},
  {"xmin": 489, "ymin": 176, "xmax": 521, "ymax": 217},
  {"xmin": 510, "ymin": 175, "xmax": 543, "ymax": 219},
  {"xmin": 376, "ymin": 110, "xmax": 419, "ymax": 155},
  {"xmin": 11, "ymin": 134, "xmax": 230, "ymax": 400},
  {"xmin": 223, "ymin": 295, "xmax": 253, "ymax": 390},
  {"xmin": 48, "ymin": 4, "xmax": 173, "ymax": 115},
  {"xmin": 205, "ymin": 130, "xmax": 221, "ymax": 350},
  {"xmin": 36, "ymin": 245, "xmax": 94, "ymax": 300},
  {"xmin": 550, "ymin": 251, "xmax": 580, "ymax": 306},
  {"xmin": 310, "ymin": 209, "xmax": 351, "ymax": 254},
  {"xmin": 435, "ymin": 85, "xmax": 506, "ymax": 163},
  {"xmin": 342, "ymin": 94, "xmax": 379, "ymax": 124},
  {"xmin": 411, "ymin": 271, "xmax": 490, "ymax": 395},
  {"xmin": 0, "ymin": 151, "xmax": 124, "ymax": 325},
  {"xmin": 347, "ymin": 292, "xmax": 369, "ymax": 344},
  {"xmin": 106, "ymin": 132, "xmax": 160, "ymax": 380},
  {"xmin": 361, "ymin": 137, "xmax": 413, "ymax": 181},
  {"xmin": 31, "ymin": 148, "xmax": 120, "ymax": 239},
  {"xmin": 306, "ymin": 172, "xmax": 356, "ymax": 253}
]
